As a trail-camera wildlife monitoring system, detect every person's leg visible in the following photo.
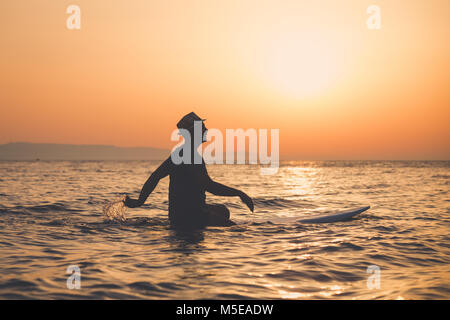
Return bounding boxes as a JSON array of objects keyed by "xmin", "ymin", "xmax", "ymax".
[{"xmin": 204, "ymin": 204, "xmax": 235, "ymax": 226}]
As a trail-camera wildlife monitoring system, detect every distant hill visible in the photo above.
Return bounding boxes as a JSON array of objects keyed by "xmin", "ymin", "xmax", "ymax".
[{"xmin": 0, "ymin": 142, "xmax": 169, "ymax": 160}]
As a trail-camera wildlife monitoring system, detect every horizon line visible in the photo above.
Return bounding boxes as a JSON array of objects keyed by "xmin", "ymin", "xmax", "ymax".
[{"xmin": 1, "ymin": 141, "xmax": 448, "ymax": 161}]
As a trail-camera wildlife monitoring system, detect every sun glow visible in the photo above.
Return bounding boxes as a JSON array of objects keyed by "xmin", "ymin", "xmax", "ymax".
[
  {"xmin": 258, "ymin": 31, "xmax": 342, "ymax": 98},
  {"xmin": 1, "ymin": 1, "xmax": 449, "ymax": 160}
]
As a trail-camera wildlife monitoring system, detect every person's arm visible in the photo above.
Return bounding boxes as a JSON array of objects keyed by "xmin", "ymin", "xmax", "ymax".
[
  {"xmin": 205, "ymin": 176, "xmax": 254, "ymax": 212},
  {"xmin": 124, "ymin": 158, "xmax": 170, "ymax": 208},
  {"xmin": 206, "ymin": 180, "xmax": 242, "ymax": 196}
]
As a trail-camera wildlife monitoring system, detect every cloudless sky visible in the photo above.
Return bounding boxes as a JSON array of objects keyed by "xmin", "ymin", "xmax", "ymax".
[{"xmin": 0, "ymin": 0, "xmax": 449, "ymax": 159}]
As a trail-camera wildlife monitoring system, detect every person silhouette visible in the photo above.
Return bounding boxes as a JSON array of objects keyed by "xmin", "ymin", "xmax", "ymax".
[{"xmin": 124, "ymin": 112, "xmax": 254, "ymax": 228}]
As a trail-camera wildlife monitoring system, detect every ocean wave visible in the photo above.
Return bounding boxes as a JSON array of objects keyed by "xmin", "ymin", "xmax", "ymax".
[
  {"xmin": 253, "ymin": 197, "xmax": 311, "ymax": 209},
  {"xmin": 12, "ymin": 203, "xmax": 80, "ymax": 214},
  {"xmin": 431, "ymin": 174, "xmax": 450, "ymax": 179}
]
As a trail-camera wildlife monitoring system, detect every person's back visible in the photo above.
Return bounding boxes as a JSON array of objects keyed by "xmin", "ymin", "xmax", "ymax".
[{"xmin": 168, "ymin": 158, "xmax": 207, "ymax": 226}]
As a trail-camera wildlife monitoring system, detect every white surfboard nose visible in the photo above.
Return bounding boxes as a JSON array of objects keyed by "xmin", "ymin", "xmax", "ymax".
[{"xmin": 297, "ymin": 205, "xmax": 370, "ymax": 224}]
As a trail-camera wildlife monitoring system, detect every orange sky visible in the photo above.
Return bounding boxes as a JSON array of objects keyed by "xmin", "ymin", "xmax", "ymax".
[{"xmin": 0, "ymin": 0, "xmax": 449, "ymax": 159}]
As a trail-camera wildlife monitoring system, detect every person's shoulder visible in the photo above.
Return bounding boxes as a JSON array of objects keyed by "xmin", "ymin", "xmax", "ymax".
[
  {"xmin": 161, "ymin": 156, "xmax": 175, "ymax": 169},
  {"xmin": 199, "ymin": 158, "xmax": 208, "ymax": 172},
  {"xmin": 165, "ymin": 154, "xmax": 174, "ymax": 161}
]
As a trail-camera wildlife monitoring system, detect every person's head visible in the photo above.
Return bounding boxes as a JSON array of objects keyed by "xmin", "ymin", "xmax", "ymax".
[{"xmin": 177, "ymin": 112, "xmax": 208, "ymax": 145}]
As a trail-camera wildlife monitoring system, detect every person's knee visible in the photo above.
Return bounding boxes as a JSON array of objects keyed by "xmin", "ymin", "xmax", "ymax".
[
  {"xmin": 207, "ymin": 204, "xmax": 230, "ymax": 224},
  {"xmin": 216, "ymin": 204, "xmax": 230, "ymax": 220}
]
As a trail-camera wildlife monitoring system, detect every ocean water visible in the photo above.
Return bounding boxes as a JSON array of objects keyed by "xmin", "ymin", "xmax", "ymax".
[{"xmin": 0, "ymin": 160, "xmax": 449, "ymax": 299}]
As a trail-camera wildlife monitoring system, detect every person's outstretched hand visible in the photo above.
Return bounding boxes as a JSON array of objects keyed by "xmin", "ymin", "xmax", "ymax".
[
  {"xmin": 124, "ymin": 195, "xmax": 142, "ymax": 208},
  {"xmin": 239, "ymin": 191, "xmax": 254, "ymax": 212}
]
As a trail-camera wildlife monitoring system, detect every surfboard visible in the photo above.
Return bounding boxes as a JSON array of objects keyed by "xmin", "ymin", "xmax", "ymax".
[{"xmin": 297, "ymin": 205, "xmax": 370, "ymax": 223}]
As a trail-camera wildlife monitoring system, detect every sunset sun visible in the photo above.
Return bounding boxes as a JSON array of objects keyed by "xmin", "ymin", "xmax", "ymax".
[{"xmin": 259, "ymin": 32, "xmax": 341, "ymax": 98}]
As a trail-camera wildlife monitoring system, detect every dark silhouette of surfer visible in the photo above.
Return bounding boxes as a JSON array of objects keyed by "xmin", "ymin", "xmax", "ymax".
[{"xmin": 124, "ymin": 112, "xmax": 254, "ymax": 228}]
